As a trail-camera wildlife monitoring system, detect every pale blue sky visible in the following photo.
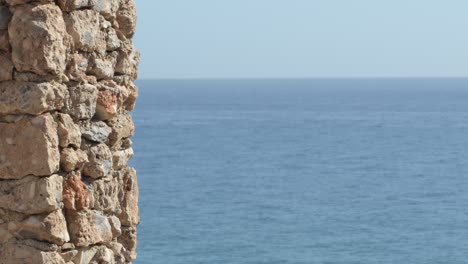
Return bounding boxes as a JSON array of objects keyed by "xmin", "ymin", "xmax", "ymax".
[{"xmin": 134, "ymin": 0, "xmax": 468, "ymax": 79}]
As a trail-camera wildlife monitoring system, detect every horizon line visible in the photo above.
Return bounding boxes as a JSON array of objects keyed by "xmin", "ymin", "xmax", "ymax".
[{"xmin": 136, "ymin": 76, "xmax": 468, "ymax": 81}]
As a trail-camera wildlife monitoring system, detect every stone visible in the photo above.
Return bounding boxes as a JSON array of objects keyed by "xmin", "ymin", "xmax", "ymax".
[
  {"xmin": 60, "ymin": 148, "xmax": 88, "ymax": 172},
  {"xmin": 9, "ymin": 4, "xmax": 68, "ymax": 75},
  {"xmin": 64, "ymin": 84, "xmax": 98, "ymax": 120},
  {"xmin": 81, "ymin": 121, "xmax": 112, "ymax": 143},
  {"xmin": 0, "ymin": 223, "xmax": 13, "ymax": 245},
  {"xmin": 116, "ymin": 0, "xmax": 137, "ymax": 37},
  {"xmin": 91, "ymin": 0, "xmax": 120, "ymax": 21},
  {"xmin": 65, "ymin": 10, "xmax": 105, "ymax": 53},
  {"xmin": 0, "ymin": 175, "xmax": 62, "ymax": 214},
  {"xmin": 118, "ymin": 226, "xmax": 137, "ymax": 261},
  {"xmin": 122, "ymin": 81, "xmax": 138, "ymax": 111},
  {"xmin": 112, "ymin": 148, "xmax": 134, "ymax": 170},
  {"xmin": 0, "ymin": 242, "xmax": 66, "ymax": 264},
  {"xmin": 82, "ymin": 143, "xmax": 113, "ymax": 179},
  {"xmin": 0, "ymin": 6, "xmax": 11, "ymax": 30},
  {"xmin": 118, "ymin": 168, "xmax": 139, "ymax": 226},
  {"xmin": 6, "ymin": 0, "xmax": 54, "ymax": 5},
  {"xmin": 88, "ymin": 52, "xmax": 117, "ymax": 80},
  {"xmin": 21, "ymin": 239, "xmax": 59, "ymax": 252},
  {"xmin": 72, "ymin": 245, "xmax": 115, "ymax": 264},
  {"xmin": 0, "ymin": 51, "xmax": 13, "ymax": 81},
  {"xmin": 57, "ymin": 0, "xmax": 90, "ymax": 12},
  {"xmin": 92, "ymin": 175, "xmax": 121, "ymax": 214},
  {"xmin": 9, "ymin": 209, "xmax": 70, "ymax": 245},
  {"xmin": 108, "ymin": 215, "xmax": 122, "ymax": 238},
  {"xmin": 107, "ymin": 114, "xmax": 135, "ymax": 147},
  {"xmin": 115, "ymin": 40, "xmax": 140, "ymax": 79},
  {"xmin": 63, "ymin": 171, "xmax": 94, "ymax": 211},
  {"xmin": 95, "ymin": 89, "xmax": 119, "ymax": 120},
  {"xmin": 0, "ymin": 30, "xmax": 9, "ymax": 52},
  {"xmin": 57, "ymin": 113, "xmax": 82, "ymax": 148},
  {"xmin": 65, "ymin": 53, "xmax": 89, "ymax": 82},
  {"xmin": 106, "ymin": 28, "xmax": 121, "ymax": 51},
  {"xmin": 0, "ymin": 115, "xmax": 60, "ymax": 179},
  {"xmin": 0, "ymin": 82, "xmax": 68, "ymax": 116},
  {"xmin": 66, "ymin": 210, "xmax": 113, "ymax": 247}
]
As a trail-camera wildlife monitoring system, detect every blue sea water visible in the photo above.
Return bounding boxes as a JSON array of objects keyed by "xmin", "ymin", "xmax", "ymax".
[{"xmin": 131, "ymin": 79, "xmax": 468, "ymax": 264}]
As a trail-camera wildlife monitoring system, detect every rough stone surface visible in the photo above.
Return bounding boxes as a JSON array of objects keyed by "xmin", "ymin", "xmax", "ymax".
[
  {"xmin": 60, "ymin": 148, "xmax": 88, "ymax": 172},
  {"xmin": 0, "ymin": 115, "xmax": 60, "ymax": 179},
  {"xmin": 64, "ymin": 84, "xmax": 98, "ymax": 120},
  {"xmin": 0, "ymin": 242, "xmax": 66, "ymax": 264},
  {"xmin": 0, "ymin": 175, "xmax": 63, "ymax": 214},
  {"xmin": 0, "ymin": 0, "xmax": 139, "ymax": 261},
  {"xmin": 82, "ymin": 143, "xmax": 113, "ymax": 179},
  {"xmin": 63, "ymin": 171, "xmax": 94, "ymax": 211},
  {"xmin": 65, "ymin": 9, "xmax": 105, "ymax": 52},
  {"xmin": 107, "ymin": 113, "xmax": 135, "ymax": 146},
  {"xmin": 9, "ymin": 209, "xmax": 70, "ymax": 245},
  {"xmin": 0, "ymin": 82, "xmax": 68, "ymax": 116},
  {"xmin": 81, "ymin": 120, "xmax": 112, "ymax": 143},
  {"xmin": 57, "ymin": 113, "xmax": 82, "ymax": 148},
  {"xmin": 66, "ymin": 210, "xmax": 113, "ymax": 247},
  {"xmin": 9, "ymin": 4, "xmax": 68, "ymax": 75}
]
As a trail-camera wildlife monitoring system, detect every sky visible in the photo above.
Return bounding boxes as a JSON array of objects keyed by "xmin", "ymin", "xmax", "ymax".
[{"xmin": 134, "ymin": 0, "xmax": 468, "ymax": 79}]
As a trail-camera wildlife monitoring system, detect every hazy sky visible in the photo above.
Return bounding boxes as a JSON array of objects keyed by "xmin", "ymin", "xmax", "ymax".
[{"xmin": 134, "ymin": 0, "xmax": 468, "ymax": 79}]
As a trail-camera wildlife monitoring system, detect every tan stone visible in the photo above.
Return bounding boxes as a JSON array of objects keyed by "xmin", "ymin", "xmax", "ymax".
[
  {"xmin": 61, "ymin": 148, "xmax": 88, "ymax": 172},
  {"xmin": 112, "ymin": 148, "xmax": 134, "ymax": 170},
  {"xmin": 57, "ymin": 0, "xmax": 90, "ymax": 12},
  {"xmin": 9, "ymin": 4, "xmax": 68, "ymax": 75},
  {"xmin": 108, "ymin": 215, "xmax": 122, "ymax": 238},
  {"xmin": 64, "ymin": 84, "xmax": 98, "ymax": 120},
  {"xmin": 9, "ymin": 209, "xmax": 70, "ymax": 245},
  {"xmin": 0, "ymin": 51, "xmax": 13, "ymax": 81},
  {"xmin": 95, "ymin": 89, "xmax": 118, "ymax": 120},
  {"xmin": 65, "ymin": 10, "xmax": 105, "ymax": 53},
  {"xmin": 66, "ymin": 210, "xmax": 113, "ymax": 247},
  {"xmin": 107, "ymin": 113, "xmax": 135, "ymax": 147},
  {"xmin": 118, "ymin": 167, "xmax": 139, "ymax": 226},
  {"xmin": 72, "ymin": 245, "xmax": 115, "ymax": 264},
  {"xmin": 65, "ymin": 53, "xmax": 89, "ymax": 82},
  {"xmin": 0, "ymin": 223, "xmax": 13, "ymax": 245},
  {"xmin": 106, "ymin": 28, "xmax": 121, "ymax": 51},
  {"xmin": 0, "ymin": 242, "xmax": 66, "ymax": 264},
  {"xmin": 0, "ymin": 81, "xmax": 68, "ymax": 116},
  {"xmin": 115, "ymin": 40, "xmax": 139, "ymax": 79},
  {"xmin": 57, "ymin": 113, "xmax": 82, "ymax": 148},
  {"xmin": 116, "ymin": 0, "xmax": 136, "ymax": 37},
  {"xmin": 92, "ymin": 174, "xmax": 121, "ymax": 214},
  {"xmin": 91, "ymin": 0, "xmax": 120, "ymax": 20},
  {"xmin": 0, "ymin": 114, "xmax": 60, "ymax": 179},
  {"xmin": 88, "ymin": 52, "xmax": 117, "ymax": 80},
  {"xmin": 63, "ymin": 171, "xmax": 94, "ymax": 211},
  {"xmin": 122, "ymin": 81, "xmax": 138, "ymax": 111},
  {"xmin": 82, "ymin": 143, "xmax": 113, "ymax": 179},
  {"xmin": 118, "ymin": 226, "xmax": 137, "ymax": 261},
  {"xmin": 0, "ymin": 175, "xmax": 62, "ymax": 214}
]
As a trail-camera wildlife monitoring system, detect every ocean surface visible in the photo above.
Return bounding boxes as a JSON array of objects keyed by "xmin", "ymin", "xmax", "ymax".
[{"xmin": 131, "ymin": 79, "xmax": 468, "ymax": 264}]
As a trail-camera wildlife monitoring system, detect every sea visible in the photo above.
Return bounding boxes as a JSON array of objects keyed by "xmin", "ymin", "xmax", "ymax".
[{"xmin": 131, "ymin": 79, "xmax": 468, "ymax": 264}]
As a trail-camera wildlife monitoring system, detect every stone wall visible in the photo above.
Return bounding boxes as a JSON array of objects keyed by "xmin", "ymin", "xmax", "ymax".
[{"xmin": 0, "ymin": 0, "xmax": 139, "ymax": 263}]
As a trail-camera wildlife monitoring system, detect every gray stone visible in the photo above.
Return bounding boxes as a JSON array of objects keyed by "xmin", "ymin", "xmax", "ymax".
[
  {"xmin": 81, "ymin": 121, "xmax": 112, "ymax": 143},
  {"xmin": 64, "ymin": 84, "xmax": 98, "ymax": 120}
]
